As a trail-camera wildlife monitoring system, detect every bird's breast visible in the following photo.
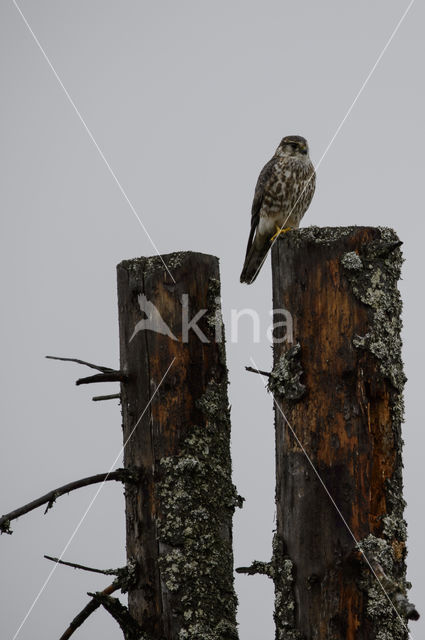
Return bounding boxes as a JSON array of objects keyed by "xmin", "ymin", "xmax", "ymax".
[{"xmin": 260, "ymin": 158, "xmax": 315, "ymax": 228}]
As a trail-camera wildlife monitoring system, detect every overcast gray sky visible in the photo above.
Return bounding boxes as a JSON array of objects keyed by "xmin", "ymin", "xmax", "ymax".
[{"xmin": 1, "ymin": 2, "xmax": 424, "ymax": 639}]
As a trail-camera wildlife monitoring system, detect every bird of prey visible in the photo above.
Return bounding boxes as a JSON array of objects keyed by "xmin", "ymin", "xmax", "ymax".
[{"xmin": 240, "ymin": 135, "xmax": 316, "ymax": 284}]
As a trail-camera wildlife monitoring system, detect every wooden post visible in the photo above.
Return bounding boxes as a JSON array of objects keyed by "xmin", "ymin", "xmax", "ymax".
[
  {"xmin": 117, "ymin": 252, "xmax": 239, "ymax": 640},
  {"xmin": 271, "ymin": 227, "xmax": 417, "ymax": 639}
]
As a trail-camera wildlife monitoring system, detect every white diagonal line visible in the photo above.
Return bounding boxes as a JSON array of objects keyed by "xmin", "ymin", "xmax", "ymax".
[
  {"xmin": 12, "ymin": 357, "xmax": 176, "ymax": 640},
  {"xmin": 249, "ymin": 356, "xmax": 413, "ymax": 637},
  {"xmin": 12, "ymin": 0, "xmax": 176, "ymax": 284},
  {"xmin": 249, "ymin": 0, "xmax": 415, "ymax": 284},
  {"xmin": 314, "ymin": 0, "xmax": 415, "ymax": 174}
]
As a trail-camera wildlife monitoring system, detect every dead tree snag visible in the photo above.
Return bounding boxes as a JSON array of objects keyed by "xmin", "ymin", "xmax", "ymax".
[
  {"xmin": 117, "ymin": 252, "xmax": 240, "ymax": 640},
  {"xmin": 271, "ymin": 227, "xmax": 417, "ymax": 639}
]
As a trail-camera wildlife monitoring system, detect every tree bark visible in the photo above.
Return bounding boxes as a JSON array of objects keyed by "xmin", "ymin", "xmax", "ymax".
[
  {"xmin": 117, "ymin": 252, "xmax": 239, "ymax": 640},
  {"xmin": 271, "ymin": 227, "xmax": 415, "ymax": 639}
]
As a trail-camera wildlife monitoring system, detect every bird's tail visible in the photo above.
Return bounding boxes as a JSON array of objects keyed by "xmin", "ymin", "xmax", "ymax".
[{"xmin": 240, "ymin": 242, "xmax": 270, "ymax": 284}]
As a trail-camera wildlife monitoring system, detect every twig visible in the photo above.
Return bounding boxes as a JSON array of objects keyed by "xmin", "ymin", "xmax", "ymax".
[
  {"xmin": 88, "ymin": 592, "xmax": 144, "ymax": 640},
  {"xmin": 236, "ymin": 561, "xmax": 273, "ymax": 577},
  {"xmin": 76, "ymin": 372, "xmax": 126, "ymax": 386},
  {"xmin": 58, "ymin": 581, "xmax": 120, "ymax": 640},
  {"xmin": 245, "ymin": 365, "xmax": 271, "ymax": 377},
  {"xmin": 92, "ymin": 393, "xmax": 121, "ymax": 402},
  {"xmin": 45, "ymin": 355, "xmax": 115, "ymax": 373},
  {"xmin": 44, "ymin": 555, "xmax": 121, "ymax": 576},
  {"xmin": 0, "ymin": 469, "xmax": 131, "ymax": 534},
  {"xmin": 46, "ymin": 355, "xmax": 127, "ymax": 386}
]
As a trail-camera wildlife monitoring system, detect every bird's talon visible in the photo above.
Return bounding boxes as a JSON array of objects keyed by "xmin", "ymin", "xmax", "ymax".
[{"xmin": 270, "ymin": 226, "xmax": 292, "ymax": 243}]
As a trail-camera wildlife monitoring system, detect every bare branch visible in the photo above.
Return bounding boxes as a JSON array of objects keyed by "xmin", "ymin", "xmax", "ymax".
[
  {"xmin": 44, "ymin": 555, "xmax": 121, "ymax": 576},
  {"xmin": 58, "ymin": 581, "xmax": 120, "ymax": 640},
  {"xmin": 46, "ymin": 355, "xmax": 127, "ymax": 386},
  {"xmin": 88, "ymin": 591, "xmax": 145, "ymax": 640},
  {"xmin": 76, "ymin": 372, "xmax": 126, "ymax": 386},
  {"xmin": 46, "ymin": 355, "xmax": 115, "ymax": 373},
  {"xmin": 245, "ymin": 365, "xmax": 271, "ymax": 377},
  {"xmin": 92, "ymin": 393, "xmax": 121, "ymax": 402},
  {"xmin": 0, "ymin": 469, "xmax": 131, "ymax": 534}
]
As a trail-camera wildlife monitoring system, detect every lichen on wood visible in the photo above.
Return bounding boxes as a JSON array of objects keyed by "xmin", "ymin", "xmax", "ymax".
[
  {"xmin": 117, "ymin": 252, "xmax": 239, "ymax": 639},
  {"xmin": 340, "ymin": 227, "xmax": 413, "ymax": 636},
  {"xmin": 143, "ymin": 251, "xmax": 195, "ymax": 276},
  {"xmin": 267, "ymin": 343, "xmax": 305, "ymax": 401},
  {"xmin": 157, "ymin": 380, "xmax": 240, "ymax": 640},
  {"xmin": 236, "ymin": 537, "xmax": 302, "ymax": 640},
  {"xmin": 206, "ymin": 276, "xmax": 226, "ymax": 355},
  {"xmin": 271, "ymin": 227, "xmax": 416, "ymax": 639},
  {"xmin": 357, "ymin": 534, "xmax": 416, "ymax": 639},
  {"xmin": 341, "ymin": 227, "xmax": 405, "ymax": 390},
  {"xmin": 272, "ymin": 535, "xmax": 304, "ymax": 640}
]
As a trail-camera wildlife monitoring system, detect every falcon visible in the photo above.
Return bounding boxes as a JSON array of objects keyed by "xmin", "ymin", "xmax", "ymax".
[{"xmin": 240, "ymin": 135, "xmax": 316, "ymax": 284}]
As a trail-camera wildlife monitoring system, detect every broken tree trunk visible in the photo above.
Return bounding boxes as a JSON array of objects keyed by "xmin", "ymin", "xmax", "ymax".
[
  {"xmin": 117, "ymin": 252, "xmax": 239, "ymax": 640},
  {"xmin": 271, "ymin": 227, "xmax": 417, "ymax": 640}
]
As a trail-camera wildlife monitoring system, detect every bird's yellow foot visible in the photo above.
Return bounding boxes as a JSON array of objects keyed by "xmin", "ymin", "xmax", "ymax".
[{"xmin": 270, "ymin": 225, "xmax": 292, "ymax": 243}]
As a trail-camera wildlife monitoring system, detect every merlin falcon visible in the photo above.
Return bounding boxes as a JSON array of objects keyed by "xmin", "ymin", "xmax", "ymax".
[{"xmin": 240, "ymin": 135, "xmax": 316, "ymax": 284}]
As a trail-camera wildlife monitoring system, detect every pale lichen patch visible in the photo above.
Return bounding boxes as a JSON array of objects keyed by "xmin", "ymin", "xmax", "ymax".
[
  {"xmin": 157, "ymin": 380, "xmax": 239, "ymax": 640},
  {"xmin": 341, "ymin": 250, "xmax": 363, "ymax": 271},
  {"xmin": 340, "ymin": 228, "xmax": 413, "ymax": 636},
  {"xmin": 358, "ymin": 535, "xmax": 412, "ymax": 639},
  {"xmin": 272, "ymin": 535, "xmax": 304, "ymax": 640},
  {"xmin": 292, "ymin": 225, "xmax": 358, "ymax": 247},
  {"xmin": 144, "ymin": 251, "xmax": 193, "ymax": 275},
  {"xmin": 341, "ymin": 227, "xmax": 405, "ymax": 391},
  {"xmin": 268, "ymin": 343, "xmax": 305, "ymax": 401}
]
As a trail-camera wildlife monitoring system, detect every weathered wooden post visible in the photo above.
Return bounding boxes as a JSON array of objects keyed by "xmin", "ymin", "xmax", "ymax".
[
  {"xmin": 270, "ymin": 227, "xmax": 418, "ymax": 639},
  {"xmin": 117, "ymin": 252, "xmax": 240, "ymax": 639}
]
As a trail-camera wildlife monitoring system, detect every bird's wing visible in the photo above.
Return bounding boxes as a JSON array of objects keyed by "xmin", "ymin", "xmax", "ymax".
[{"xmin": 244, "ymin": 156, "xmax": 276, "ymax": 259}]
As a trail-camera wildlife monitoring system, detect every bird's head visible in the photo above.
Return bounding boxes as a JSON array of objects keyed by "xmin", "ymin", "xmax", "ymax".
[{"xmin": 275, "ymin": 135, "xmax": 309, "ymax": 158}]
